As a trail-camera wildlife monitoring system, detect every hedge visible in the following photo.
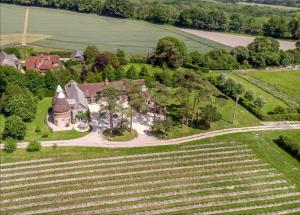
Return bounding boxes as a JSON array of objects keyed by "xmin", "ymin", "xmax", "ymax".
[{"xmin": 274, "ymin": 136, "xmax": 300, "ymax": 161}]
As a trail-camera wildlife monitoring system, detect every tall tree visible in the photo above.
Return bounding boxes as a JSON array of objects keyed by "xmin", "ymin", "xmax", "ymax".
[{"xmin": 232, "ymin": 83, "xmax": 245, "ymax": 125}]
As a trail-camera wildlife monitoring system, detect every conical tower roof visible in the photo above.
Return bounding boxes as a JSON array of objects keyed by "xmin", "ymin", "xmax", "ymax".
[{"xmin": 53, "ymin": 91, "xmax": 71, "ymax": 113}]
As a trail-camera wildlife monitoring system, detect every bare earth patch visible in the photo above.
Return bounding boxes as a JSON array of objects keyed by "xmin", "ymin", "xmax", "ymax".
[
  {"xmin": 178, "ymin": 28, "xmax": 296, "ymax": 51},
  {"xmin": 0, "ymin": 34, "xmax": 50, "ymax": 46}
]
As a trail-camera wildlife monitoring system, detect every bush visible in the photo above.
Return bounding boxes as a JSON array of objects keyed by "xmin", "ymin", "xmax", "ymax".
[
  {"xmin": 35, "ymin": 126, "xmax": 41, "ymax": 133},
  {"xmin": 4, "ymin": 138, "xmax": 17, "ymax": 153},
  {"xmin": 274, "ymin": 136, "xmax": 300, "ymax": 161},
  {"xmin": 3, "ymin": 115, "xmax": 26, "ymax": 140},
  {"xmin": 268, "ymin": 106, "xmax": 286, "ymax": 115},
  {"xmin": 26, "ymin": 140, "xmax": 42, "ymax": 152}
]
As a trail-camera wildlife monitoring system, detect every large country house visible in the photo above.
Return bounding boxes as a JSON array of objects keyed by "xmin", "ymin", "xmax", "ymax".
[
  {"xmin": 26, "ymin": 55, "xmax": 60, "ymax": 73},
  {"xmin": 52, "ymin": 79, "xmax": 149, "ymax": 128}
]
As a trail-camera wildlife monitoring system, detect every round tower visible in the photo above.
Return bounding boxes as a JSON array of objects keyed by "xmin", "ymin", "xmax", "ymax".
[{"xmin": 53, "ymin": 91, "xmax": 71, "ymax": 127}]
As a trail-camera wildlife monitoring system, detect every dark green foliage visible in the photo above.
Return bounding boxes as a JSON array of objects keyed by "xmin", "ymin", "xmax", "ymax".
[
  {"xmin": 205, "ymin": 49, "xmax": 238, "ymax": 70},
  {"xmin": 244, "ymin": 90, "xmax": 255, "ymax": 101},
  {"xmin": 1, "ymin": 84, "xmax": 37, "ymax": 121},
  {"xmin": 26, "ymin": 140, "xmax": 42, "ymax": 152},
  {"xmin": 269, "ymin": 106, "xmax": 286, "ymax": 115},
  {"xmin": 116, "ymin": 49, "xmax": 127, "ymax": 65},
  {"xmin": 3, "ymin": 115, "xmax": 26, "ymax": 140},
  {"xmin": 148, "ymin": 37, "xmax": 186, "ymax": 69},
  {"xmin": 103, "ymin": 0, "xmax": 133, "ymax": 18},
  {"xmin": 199, "ymin": 105, "xmax": 222, "ymax": 129},
  {"xmin": 65, "ymin": 60, "xmax": 80, "ymax": 68},
  {"xmin": 84, "ymin": 45, "xmax": 99, "ymax": 64},
  {"xmin": 274, "ymin": 136, "xmax": 300, "ymax": 161},
  {"xmin": 4, "ymin": 138, "xmax": 17, "ymax": 153},
  {"xmin": 150, "ymin": 119, "xmax": 174, "ymax": 138},
  {"xmin": 103, "ymin": 65, "xmax": 116, "ymax": 81},
  {"xmin": 44, "ymin": 71, "xmax": 58, "ymax": 90},
  {"xmin": 25, "ymin": 71, "xmax": 45, "ymax": 94},
  {"xmin": 126, "ymin": 65, "xmax": 138, "ymax": 80}
]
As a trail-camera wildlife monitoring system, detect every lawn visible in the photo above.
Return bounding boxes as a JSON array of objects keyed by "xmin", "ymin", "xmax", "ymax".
[
  {"xmin": 248, "ymin": 70, "xmax": 300, "ymax": 104},
  {"xmin": 224, "ymin": 72, "xmax": 289, "ymax": 114},
  {"xmin": 104, "ymin": 129, "xmax": 138, "ymax": 142},
  {"xmin": 166, "ymin": 95, "xmax": 261, "ymax": 139},
  {"xmin": 0, "ymin": 3, "xmax": 228, "ymax": 53},
  {"xmin": 0, "ymin": 97, "xmax": 88, "ymax": 142},
  {"xmin": 0, "ymin": 114, "xmax": 5, "ymax": 135},
  {"xmin": 1, "ymin": 130, "xmax": 299, "ymax": 214}
]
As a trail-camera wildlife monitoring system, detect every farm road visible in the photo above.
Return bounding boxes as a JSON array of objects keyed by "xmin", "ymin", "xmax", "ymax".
[{"xmin": 3, "ymin": 121, "xmax": 300, "ymax": 149}]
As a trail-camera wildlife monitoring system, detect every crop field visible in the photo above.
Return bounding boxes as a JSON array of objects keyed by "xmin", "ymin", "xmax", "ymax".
[
  {"xmin": 247, "ymin": 70, "xmax": 300, "ymax": 105},
  {"xmin": 179, "ymin": 28, "xmax": 296, "ymax": 51},
  {"xmin": 1, "ymin": 132, "xmax": 300, "ymax": 214},
  {"xmin": 0, "ymin": 4, "xmax": 227, "ymax": 53}
]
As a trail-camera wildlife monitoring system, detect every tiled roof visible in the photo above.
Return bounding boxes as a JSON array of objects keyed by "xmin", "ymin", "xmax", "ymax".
[
  {"xmin": 53, "ymin": 91, "xmax": 71, "ymax": 113},
  {"xmin": 78, "ymin": 80, "xmax": 146, "ymax": 98},
  {"xmin": 26, "ymin": 55, "xmax": 60, "ymax": 72},
  {"xmin": 65, "ymin": 80, "xmax": 89, "ymax": 109},
  {"xmin": 0, "ymin": 51, "xmax": 17, "ymax": 68}
]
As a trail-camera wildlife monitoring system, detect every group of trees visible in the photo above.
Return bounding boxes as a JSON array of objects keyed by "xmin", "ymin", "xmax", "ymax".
[
  {"xmin": 3, "ymin": 0, "xmax": 300, "ymax": 39},
  {"xmin": 150, "ymin": 36, "xmax": 300, "ymax": 70},
  {"xmin": 99, "ymin": 80, "xmax": 147, "ymax": 137}
]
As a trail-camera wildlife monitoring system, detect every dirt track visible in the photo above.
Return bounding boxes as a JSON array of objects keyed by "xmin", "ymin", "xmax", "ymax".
[
  {"xmin": 179, "ymin": 28, "xmax": 296, "ymax": 51},
  {"xmin": 2, "ymin": 121, "xmax": 299, "ymax": 149}
]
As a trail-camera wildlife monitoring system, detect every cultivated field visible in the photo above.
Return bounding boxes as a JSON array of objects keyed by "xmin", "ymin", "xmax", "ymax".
[
  {"xmin": 0, "ymin": 4, "xmax": 227, "ymax": 53},
  {"xmin": 248, "ymin": 70, "xmax": 300, "ymax": 104},
  {"xmin": 179, "ymin": 28, "xmax": 297, "ymax": 51},
  {"xmin": 1, "ymin": 131, "xmax": 300, "ymax": 214}
]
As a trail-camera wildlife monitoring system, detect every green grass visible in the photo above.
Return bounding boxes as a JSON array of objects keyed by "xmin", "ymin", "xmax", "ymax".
[
  {"xmin": 0, "ymin": 3, "xmax": 228, "ymax": 54},
  {"xmin": 104, "ymin": 129, "xmax": 138, "ymax": 142},
  {"xmin": 1, "ymin": 130, "xmax": 299, "ymax": 214},
  {"xmin": 1, "ymin": 98, "xmax": 87, "ymax": 142},
  {"xmin": 248, "ymin": 70, "xmax": 300, "ymax": 104},
  {"xmin": 0, "ymin": 114, "xmax": 5, "ymax": 135},
  {"xmin": 225, "ymin": 72, "xmax": 289, "ymax": 113}
]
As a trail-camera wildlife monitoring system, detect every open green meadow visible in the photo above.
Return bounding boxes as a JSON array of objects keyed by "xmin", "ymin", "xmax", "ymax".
[
  {"xmin": 0, "ymin": 4, "xmax": 227, "ymax": 53},
  {"xmin": 224, "ymin": 73, "xmax": 289, "ymax": 114},
  {"xmin": 248, "ymin": 70, "xmax": 300, "ymax": 104},
  {"xmin": 1, "ymin": 130, "xmax": 300, "ymax": 214}
]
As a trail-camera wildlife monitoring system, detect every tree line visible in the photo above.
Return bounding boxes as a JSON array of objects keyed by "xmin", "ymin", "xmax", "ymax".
[{"xmin": 1, "ymin": 0, "xmax": 300, "ymax": 39}]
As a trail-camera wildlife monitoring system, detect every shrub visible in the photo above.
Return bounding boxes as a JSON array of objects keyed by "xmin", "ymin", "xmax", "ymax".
[
  {"xmin": 26, "ymin": 140, "xmax": 42, "ymax": 152},
  {"xmin": 35, "ymin": 126, "xmax": 41, "ymax": 133},
  {"xmin": 274, "ymin": 136, "xmax": 300, "ymax": 160},
  {"xmin": 268, "ymin": 106, "xmax": 286, "ymax": 115},
  {"xmin": 244, "ymin": 90, "xmax": 255, "ymax": 101},
  {"xmin": 254, "ymin": 96, "xmax": 266, "ymax": 109},
  {"xmin": 4, "ymin": 138, "xmax": 17, "ymax": 153},
  {"xmin": 3, "ymin": 115, "xmax": 26, "ymax": 140}
]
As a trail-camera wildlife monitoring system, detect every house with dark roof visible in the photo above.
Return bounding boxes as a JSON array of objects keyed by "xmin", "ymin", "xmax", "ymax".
[
  {"xmin": 71, "ymin": 49, "xmax": 84, "ymax": 62},
  {"xmin": 52, "ymin": 79, "xmax": 151, "ymax": 128},
  {"xmin": 26, "ymin": 55, "xmax": 60, "ymax": 73},
  {"xmin": 0, "ymin": 51, "xmax": 20, "ymax": 69}
]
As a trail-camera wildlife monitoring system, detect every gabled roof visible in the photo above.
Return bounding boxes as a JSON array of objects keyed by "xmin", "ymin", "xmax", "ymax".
[
  {"xmin": 26, "ymin": 55, "xmax": 60, "ymax": 72},
  {"xmin": 65, "ymin": 80, "xmax": 89, "ymax": 109},
  {"xmin": 78, "ymin": 80, "xmax": 146, "ymax": 99},
  {"xmin": 0, "ymin": 51, "xmax": 17, "ymax": 68}
]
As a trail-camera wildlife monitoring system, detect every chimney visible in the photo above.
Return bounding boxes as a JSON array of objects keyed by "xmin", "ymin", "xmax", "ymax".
[{"xmin": 105, "ymin": 77, "xmax": 109, "ymax": 86}]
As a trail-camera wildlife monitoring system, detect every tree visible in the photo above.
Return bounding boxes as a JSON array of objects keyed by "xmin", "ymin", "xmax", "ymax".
[
  {"xmin": 102, "ymin": 51, "xmax": 120, "ymax": 68},
  {"xmin": 151, "ymin": 82, "xmax": 169, "ymax": 122},
  {"xmin": 190, "ymin": 51, "xmax": 205, "ymax": 67},
  {"xmin": 25, "ymin": 70, "xmax": 45, "ymax": 94},
  {"xmin": 84, "ymin": 45, "xmax": 99, "ymax": 64},
  {"xmin": 116, "ymin": 49, "xmax": 127, "ymax": 65},
  {"xmin": 126, "ymin": 81, "xmax": 147, "ymax": 132},
  {"xmin": 101, "ymin": 87, "xmax": 119, "ymax": 136},
  {"xmin": 1, "ymin": 84, "xmax": 37, "ymax": 121},
  {"xmin": 4, "ymin": 138, "xmax": 17, "ymax": 153},
  {"xmin": 205, "ymin": 49, "xmax": 238, "ymax": 70},
  {"xmin": 199, "ymin": 105, "xmax": 222, "ymax": 129},
  {"xmin": 94, "ymin": 53, "xmax": 109, "ymax": 71},
  {"xmin": 254, "ymin": 96, "xmax": 266, "ymax": 109},
  {"xmin": 126, "ymin": 65, "xmax": 138, "ymax": 80},
  {"xmin": 244, "ymin": 90, "xmax": 255, "ymax": 101},
  {"xmin": 103, "ymin": 0, "xmax": 134, "ymax": 18},
  {"xmin": 3, "ymin": 115, "xmax": 26, "ymax": 140},
  {"xmin": 232, "ymin": 83, "xmax": 245, "ymax": 125},
  {"xmin": 102, "ymin": 65, "xmax": 116, "ymax": 81},
  {"xmin": 248, "ymin": 37, "xmax": 281, "ymax": 67},
  {"xmin": 149, "ymin": 37, "xmax": 185, "ymax": 68},
  {"xmin": 264, "ymin": 15, "xmax": 290, "ymax": 38},
  {"xmin": 150, "ymin": 119, "xmax": 173, "ymax": 138},
  {"xmin": 44, "ymin": 71, "xmax": 58, "ymax": 90},
  {"xmin": 26, "ymin": 140, "xmax": 41, "ymax": 152},
  {"xmin": 230, "ymin": 46, "xmax": 249, "ymax": 64}
]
